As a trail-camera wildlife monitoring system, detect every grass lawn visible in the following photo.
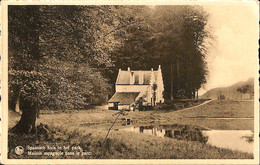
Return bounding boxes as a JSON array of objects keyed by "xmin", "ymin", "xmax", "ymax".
[
  {"xmin": 173, "ymin": 100, "xmax": 254, "ymax": 118},
  {"xmin": 8, "ymin": 100, "xmax": 255, "ymax": 159}
]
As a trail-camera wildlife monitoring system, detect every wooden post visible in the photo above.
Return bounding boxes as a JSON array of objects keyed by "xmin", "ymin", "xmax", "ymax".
[
  {"xmin": 177, "ymin": 54, "xmax": 180, "ymax": 89},
  {"xmin": 104, "ymin": 109, "xmax": 124, "ymax": 142}
]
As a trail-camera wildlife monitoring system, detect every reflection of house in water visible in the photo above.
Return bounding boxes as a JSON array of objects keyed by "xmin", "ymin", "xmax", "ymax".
[
  {"xmin": 121, "ymin": 126, "xmax": 253, "ymax": 153},
  {"xmin": 122, "ymin": 125, "xmax": 207, "ymax": 142},
  {"xmin": 123, "ymin": 126, "xmax": 140, "ymax": 133},
  {"xmin": 165, "ymin": 129, "xmax": 187, "ymax": 139},
  {"xmin": 165, "ymin": 129, "xmax": 207, "ymax": 142},
  {"xmin": 140, "ymin": 126, "xmax": 165, "ymax": 137},
  {"xmin": 165, "ymin": 130, "xmax": 174, "ymax": 138},
  {"xmin": 123, "ymin": 126, "xmax": 165, "ymax": 137}
]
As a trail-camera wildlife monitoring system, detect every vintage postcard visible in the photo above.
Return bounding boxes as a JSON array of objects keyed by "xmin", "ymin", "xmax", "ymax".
[{"xmin": 0, "ymin": 0, "xmax": 259, "ymax": 164}]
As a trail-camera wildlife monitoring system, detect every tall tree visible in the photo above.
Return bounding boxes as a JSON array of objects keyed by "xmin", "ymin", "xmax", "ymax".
[
  {"xmin": 8, "ymin": 5, "xmax": 129, "ymax": 134},
  {"xmin": 9, "ymin": 6, "xmax": 44, "ymax": 133},
  {"xmin": 148, "ymin": 6, "xmax": 212, "ymax": 99}
]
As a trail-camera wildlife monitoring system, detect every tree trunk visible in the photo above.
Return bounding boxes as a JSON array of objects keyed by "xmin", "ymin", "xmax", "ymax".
[
  {"xmin": 9, "ymin": 96, "xmax": 38, "ymax": 134},
  {"xmin": 177, "ymin": 54, "xmax": 180, "ymax": 90},
  {"xmin": 192, "ymin": 89, "xmax": 196, "ymax": 99},
  {"xmin": 189, "ymin": 53, "xmax": 193, "ymax": 99},
  {"xmin": 9, "ymin": 86, "xmax": 20, "ymax": 111},
  {"xmin": 170, "ymin": 62, "xmax": 174, "ymax": 100},
  {"xmin": 15, "ymin": 96, "xmax": 22, "ymax": 114}
]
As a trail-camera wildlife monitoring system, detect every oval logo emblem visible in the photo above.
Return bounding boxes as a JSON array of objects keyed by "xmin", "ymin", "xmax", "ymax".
[{"xmin": 15, "ymin": 146, "xmax": 24, "ymax": 155}]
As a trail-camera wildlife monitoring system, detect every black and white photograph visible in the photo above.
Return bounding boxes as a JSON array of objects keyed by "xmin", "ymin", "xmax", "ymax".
[{"xmin": 0, "ymin": 0, "xmax": 259, "ymax": 164}]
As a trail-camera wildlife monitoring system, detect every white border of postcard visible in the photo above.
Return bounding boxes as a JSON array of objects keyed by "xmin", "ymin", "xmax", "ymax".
[{"xmin": 1, "ymin": 0, "xmax": 259, "ymax": 164}]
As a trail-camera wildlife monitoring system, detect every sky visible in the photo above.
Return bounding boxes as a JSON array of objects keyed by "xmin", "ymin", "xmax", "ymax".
[{"xmin": 199, "ymin": 2, "xmax": 258, "ymax": 95}]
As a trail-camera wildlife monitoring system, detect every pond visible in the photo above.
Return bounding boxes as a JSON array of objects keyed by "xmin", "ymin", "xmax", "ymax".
[
  {"xmin": 120, "ymin": 124, "xmax": 254, "ymax": 153},
  {"xmin": 203, "ymin": 130, "xmax": 253, "ymax": 154}
]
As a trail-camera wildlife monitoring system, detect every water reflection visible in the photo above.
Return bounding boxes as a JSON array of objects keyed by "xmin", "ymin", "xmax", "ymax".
[
  {"xmin": 121, "ymin": 124, "xmax": 254, "ymax": 153},
  {"xmin": 122, "ymin": 124, "xmax": 208, "ymax": 143}
]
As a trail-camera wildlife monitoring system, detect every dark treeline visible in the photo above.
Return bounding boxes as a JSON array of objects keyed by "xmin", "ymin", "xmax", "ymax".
[
  {"xmin": 109, "ymin": 6, "xmax": 212, "ymax": 100},
  {"xmin": 8, "ymin": 5, "xmax": 212, "ymax": 133}
]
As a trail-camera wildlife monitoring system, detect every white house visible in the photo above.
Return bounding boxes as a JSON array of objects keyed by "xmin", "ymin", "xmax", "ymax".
[{"xmin": 108, "ymin": 65, "xmax": 164, "ymax": 110}]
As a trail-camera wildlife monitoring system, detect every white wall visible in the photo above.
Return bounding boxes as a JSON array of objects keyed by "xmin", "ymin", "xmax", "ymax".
[
  {"xmin": 108, "ymin": 102, "xmax": 114, "ymax": 107},
  {"xmin": 118, "ymin": 105, "xmax": 130, "ymax": 110}
]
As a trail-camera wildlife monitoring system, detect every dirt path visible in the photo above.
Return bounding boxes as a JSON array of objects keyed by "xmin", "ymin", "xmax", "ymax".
[{"xmin": 166, "ymin": 99, "xmax": 213, "ymax": 113}]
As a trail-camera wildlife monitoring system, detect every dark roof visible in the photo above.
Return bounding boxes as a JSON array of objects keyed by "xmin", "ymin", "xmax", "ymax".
[
  {"xmin": 108, "ymin": 92, "xmax": 140, "ymax": 104},
  {"xmin": 116, "ymin": 70, "xmax": 158, "ymax": 85}
]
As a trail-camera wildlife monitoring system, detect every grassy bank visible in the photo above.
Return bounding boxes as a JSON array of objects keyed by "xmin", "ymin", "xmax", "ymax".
[
  {"xmin": 8, "ymin": 125, "xmax": 253, "ymax": 159},
  {"xmin": 173, "ymin": 100, "xmax": 254, "ymax": 118}
]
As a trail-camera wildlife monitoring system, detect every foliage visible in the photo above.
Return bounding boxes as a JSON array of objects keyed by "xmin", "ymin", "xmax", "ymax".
[
  {"xmin": 150, "ymin": 6, "xmax": 212, "ymax": 99},
  {"xmin": 8, "ymin": 6, "xmax": 47, "ymax": 110},
  {"xmin": 102, "ymin": 5, "xmax": 154, "ymax": 84},
  {"xmin": 8, "ymin": 5, "xmax": 127, "ymax": 110},
  {"xmin": 39, "ymin": 6, "xmax": 126, "ymax": 67},
  {"xmin": 237, "ymin": 84, "xmax": 254, "ymax": 95},
  {"xmin": 108, "ymin": 6, "xmax": 213, "ymax": 99},
  {"xmin": 43, "ymin": 60, "xmax": 110, "ymax": 109},
  {"xmin": 8, "ymin": 70, "xmax": 49, "ymax": 107}
]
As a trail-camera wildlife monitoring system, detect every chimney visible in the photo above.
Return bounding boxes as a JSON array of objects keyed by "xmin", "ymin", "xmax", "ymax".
[
  {"xmin": 150, "ymin": 68, "xmax": 154, "ymax": 84},
  {"xmin": 128, "ymin": 67, "xmax": 130, "ymax": 72},
  {"xmin": 158, "ymin": 65, "xmax": 161, "ymax": 70},
  {"xmin": 116, "ymin": 68, "xmax": 122, "ymax": 85}
]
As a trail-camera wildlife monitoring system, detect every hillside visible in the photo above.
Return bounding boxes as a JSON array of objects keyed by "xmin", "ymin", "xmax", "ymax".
[{"xmin": 201, "ymin": 78, "xmax": 254, "ymax": 100}]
